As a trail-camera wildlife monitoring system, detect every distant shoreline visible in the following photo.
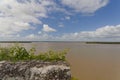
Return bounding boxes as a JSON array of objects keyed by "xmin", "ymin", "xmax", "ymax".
[
  {"xmin": 86, "ymin": 42, "xmax": 120, "ymax": 44},
  {"xmin": 0, "ymin": 41, "xmax": 32, "ymax": 43},
  {"xmin": 0, "ymin": 41, "xmax": 85, "ymax": 43},
  {"xmin": 0, "ymin": 41, "xmax": 120, "ymax": 44}
]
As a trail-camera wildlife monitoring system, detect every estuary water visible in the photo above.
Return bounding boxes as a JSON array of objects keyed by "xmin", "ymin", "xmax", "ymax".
[{"xmin": 1, "ymin": 42, "xmax": 120, "ymax": 80}]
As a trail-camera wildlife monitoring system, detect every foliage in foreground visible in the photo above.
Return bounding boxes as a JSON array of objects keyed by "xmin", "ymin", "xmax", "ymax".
[
  {"xmin": 0, "ymin": 44, "xmax": 68, "ymax": 62},
  {"xmin": 71, "ymin": 77, "xmax": 79, "ymax": 80}
]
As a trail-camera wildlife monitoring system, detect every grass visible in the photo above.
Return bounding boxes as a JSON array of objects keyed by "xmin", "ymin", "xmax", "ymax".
[{"xmin": 0, "ymin": 44, "xmax": 69, "ymax": 62}]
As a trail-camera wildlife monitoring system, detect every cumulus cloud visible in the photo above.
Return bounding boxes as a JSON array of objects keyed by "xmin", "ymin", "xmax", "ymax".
[
  {"xmin": 80, "ymin": 25, "xmax": 120, "ymax": 38},
  {"xmin": 38, "ymin": 31, "xmax": 42, "ymax": 34},
  {"xmin": 2, "ymin": 24, "xmax": 120, "ymax": 41},
  {"xmin": 21, "ymin": 24, "xmax": 120, "ymax": 41},
  {"xmin": 59, "ymin": 24, "xmax": 64, "ymax": 27},
  {"xmin": 1, "ymin": 24, "xmax": 120, "ymax": 41},
  {"xmin": 0, "ymin": 0, "xmax": 111, "ymax": 41},
  {"xmin": 58, "ymin": 25, "xmax": 120, "ymax": 41},
  {"xmin": 65, "ymin": 16, "xmax": 70, "ymax": 20},
  {"xmin": 25, "ymin": 33, "xmax": 54, "ymax": 41},
  {"xmin": 58, "ymin": 23, "xmax": 64, "ymax": 27},
  {"xmin": 26, "ymin": 34, "xmax": 35, "ymax": 39},
  {"xmin": 61, "ymin": 0, "xmax": 109, "ymax": 13},
  {"xmin": 42, "ymin": 24, "xmax": 56, "ymax": 32},
  {"xmin": 0, "ymin": 0, "xmax": 55, "ymax": 36}
]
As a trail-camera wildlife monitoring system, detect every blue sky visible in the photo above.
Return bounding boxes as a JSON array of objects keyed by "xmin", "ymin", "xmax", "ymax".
[{"xmin": 0, "ymin": 0, "xmax": 120, "ymax": 41}]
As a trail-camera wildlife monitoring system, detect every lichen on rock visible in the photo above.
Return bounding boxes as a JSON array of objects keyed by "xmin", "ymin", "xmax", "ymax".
[{"xmin": 0, "ymin": 60, "xmax": 71, "ymax": 80}]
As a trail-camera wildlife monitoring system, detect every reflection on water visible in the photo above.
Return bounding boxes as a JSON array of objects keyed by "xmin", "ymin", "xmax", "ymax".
[{"xmin": 1, "ymin": 42, "xmax": 120, "ymax": 80}]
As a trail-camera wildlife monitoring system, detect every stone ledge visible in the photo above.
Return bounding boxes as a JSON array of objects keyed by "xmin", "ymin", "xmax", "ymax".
[{"xmin": 0, "ymin": 60, "xmax": 71, "ymax": 80}]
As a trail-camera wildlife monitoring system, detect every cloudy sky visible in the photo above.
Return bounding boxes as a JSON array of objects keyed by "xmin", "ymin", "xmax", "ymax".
[{"xmin": 0, "ymin": 0, "xmax": 119, "ymax": 41}]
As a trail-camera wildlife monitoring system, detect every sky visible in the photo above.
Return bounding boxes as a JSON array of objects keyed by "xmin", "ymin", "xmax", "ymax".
[{"xmin": 0, "ymin": 0, "xmax": 120, "ymax": 41}]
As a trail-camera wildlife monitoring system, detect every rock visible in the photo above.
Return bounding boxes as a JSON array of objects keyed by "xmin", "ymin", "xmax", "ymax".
[{"xmin": 0, "ymin": 60, "xmax": 71, "ymax": 80}]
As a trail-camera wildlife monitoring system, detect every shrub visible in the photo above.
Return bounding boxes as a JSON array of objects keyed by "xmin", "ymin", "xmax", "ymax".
[
  {"xmin": 0, "ymin": 47, "xmax": 10, "ymax": 61},
  {"xmin": 9, "ymin": 45, "xmax": 29, "ymax": 61},
  {"xmin": 0, "ymin": 44, "xmax": 69, "ymax": 62},
  {"xmin": 32, "ymin": 49, "xmax": 69, "ymax": 61}
]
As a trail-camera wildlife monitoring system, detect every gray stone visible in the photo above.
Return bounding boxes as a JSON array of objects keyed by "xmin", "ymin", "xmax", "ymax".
[{"xmin": 0, "ymin": 60, "xmax": 71, "ymax": 80}]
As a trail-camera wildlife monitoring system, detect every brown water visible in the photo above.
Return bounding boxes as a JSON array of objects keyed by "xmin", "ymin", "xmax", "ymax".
[{"xmin": 1, "ymin": 42, "xmax": 120, "ymax": 80}]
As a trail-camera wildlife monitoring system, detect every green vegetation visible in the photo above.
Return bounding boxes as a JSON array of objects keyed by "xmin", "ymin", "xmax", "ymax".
[
  {"xmin": 0, "ymin": 44, "xmax": 79, "ymax": 79},
  {"xmin": 71, "ymin": 77, "xmax": 79, "ymax": 80},
  {"xmin": 0, "ymin": 44, "xmax": 68, "ymax": 62}
]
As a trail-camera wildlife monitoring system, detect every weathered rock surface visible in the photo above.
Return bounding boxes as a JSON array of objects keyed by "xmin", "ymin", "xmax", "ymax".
[{"xmin": 0, "ymin": 60, "xmax": 71, "ymax": 80}]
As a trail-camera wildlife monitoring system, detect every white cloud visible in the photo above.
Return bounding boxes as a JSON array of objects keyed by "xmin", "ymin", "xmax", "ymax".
[
  {"xmin": 25, "ymin": 33, "xmax": 54, "ymax": 41},
  {"xmin": 0, "ymin": 0, "xmax": 112, "ymax": 41},
  {"xmin": 0, "ymin": 0, "xmax": 56, "ymax": 35},
  {"xmin": 24, "ymin": 24, "xmax": 118, "ymax": 41},
  {"xmin": 26, "ymin": 34, "xmax": 35, "ymax": 39},
  {"xmin": 80, "ymin": 25, "xmax": 120, "ymax": 38},
  {"xmin": 23, "ymin": 24, "xmax": 120, "ymax": 41},
  {"xmin": 61, "ymin": 0, "xmax": 109, "ymax": 13},
  {"xmin": 57, "ymin": 25, "xmax": 120, "ymax": 41},
  {"xmin": 38, "ymin": 31, "xmax": 42, "ymax": 34},
  {"xmin": 42, "ymin": 24, "xmax": 56, "ymax": 32},
  {"xmin": 65, "ymin": 16, "xmax": 70, "ymax": 20},
  {"xmin": 1, "ymin": 24, "xmax": 120, "ymax": 41},
  {"xmin": 58, "ymin": 23, "xmax": 64, "ymax": 27},
  {"xmin": 59, "ymin": 24, "xmax": 64, "ymax": 27}
]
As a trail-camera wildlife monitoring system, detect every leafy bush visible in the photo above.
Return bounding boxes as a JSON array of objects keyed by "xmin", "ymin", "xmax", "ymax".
[
  {"xmin": 0, "ymin": 44, "xmax": 69, "ymax": 62},
  {"xmin": 0, "ymin": 47, "xmax": 10, "ymax": 61},
  {"xmin": 35, "ymin": 49, "xmax": 68, "ymax": 61},
  {"xmin": 9, "ymin": 45, "xmax": 30, "ymax": 61}
]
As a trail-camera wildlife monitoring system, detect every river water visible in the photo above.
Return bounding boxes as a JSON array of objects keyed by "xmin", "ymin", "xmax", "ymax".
[{"xmin": 1, "ymin": 42, "xmax": 120, "ymax": 80}]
